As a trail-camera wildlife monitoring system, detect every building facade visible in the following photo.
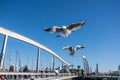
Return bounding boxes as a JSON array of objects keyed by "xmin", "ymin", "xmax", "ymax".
[{"xmin": 82, "ymin": 56, "xmax": 89, "ymax": 75}]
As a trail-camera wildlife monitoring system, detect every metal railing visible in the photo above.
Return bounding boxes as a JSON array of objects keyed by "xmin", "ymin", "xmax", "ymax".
[{"xmin": 0, "ymin": 72, "xmax": 76, "ymax": 80}]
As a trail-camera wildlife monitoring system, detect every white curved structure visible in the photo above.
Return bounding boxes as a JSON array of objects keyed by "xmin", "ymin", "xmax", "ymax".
[{"xmin": 0, "ymin": 27, "xmax": 71, "ymax": 69}]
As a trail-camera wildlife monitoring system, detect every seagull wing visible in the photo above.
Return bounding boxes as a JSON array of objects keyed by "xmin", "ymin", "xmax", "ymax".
[
  {"xmin": 75, "ymin": 45, "xmax": 85, "ymax": 51},
  {"xmin": 44, "ymin": 26, "xmax": 62, "ymax": 33},
  {"xmin": 67, "ymin": 20, "xmax": 86, "ymax": 31},
  {"xmin": 62, "ymin": 46, "xmax": 71, "ymax": 50}
]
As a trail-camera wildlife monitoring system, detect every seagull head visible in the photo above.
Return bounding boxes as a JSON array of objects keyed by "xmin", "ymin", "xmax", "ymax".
[{"xmin": 61, "ymin": 26, "xmax": 67, "ymax": 29}]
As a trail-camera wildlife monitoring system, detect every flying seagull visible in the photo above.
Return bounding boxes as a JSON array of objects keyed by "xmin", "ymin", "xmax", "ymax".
[
  {"xmin": 62, "ymin": 45, "xmax": 85, "ymax": 56},
  {"xmin": 44, "ymin": 20, "xmax": 86, "ymax": 38}
]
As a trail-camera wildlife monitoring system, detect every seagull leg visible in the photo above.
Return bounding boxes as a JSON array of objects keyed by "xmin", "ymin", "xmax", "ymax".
[{"xmin": 56, "ymin": 35, "xmax": 61, "ymax": 37}]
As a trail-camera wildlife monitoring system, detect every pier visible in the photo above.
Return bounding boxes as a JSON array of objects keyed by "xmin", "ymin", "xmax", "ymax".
[
  {"xmin": 0, "ymin": 72, "xmax": 76, "ymax": 80},
  {"xmin": 0, "ymin": 27, "xmax": 120, "ymax": 80},
  {"xmin": 0, "ymin": 72, "xmax": 120, "ymax": 80}
]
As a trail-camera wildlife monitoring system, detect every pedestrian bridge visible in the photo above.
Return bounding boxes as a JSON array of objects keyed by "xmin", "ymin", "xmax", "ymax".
[{"xmin": 0, "ymin": 27, "xmax": 71, "ymax": 71}]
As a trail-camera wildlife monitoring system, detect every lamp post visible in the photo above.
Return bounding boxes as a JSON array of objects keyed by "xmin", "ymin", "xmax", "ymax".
[{"xmin": 77, "ymin": 65, "xmax": 81, "ymax": 77}]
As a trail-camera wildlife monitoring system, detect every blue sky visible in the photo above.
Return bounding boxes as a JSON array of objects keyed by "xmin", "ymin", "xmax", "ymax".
[{"xmin": 0, "ymin": 0, "xmax": 120, "ymax": 72}]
